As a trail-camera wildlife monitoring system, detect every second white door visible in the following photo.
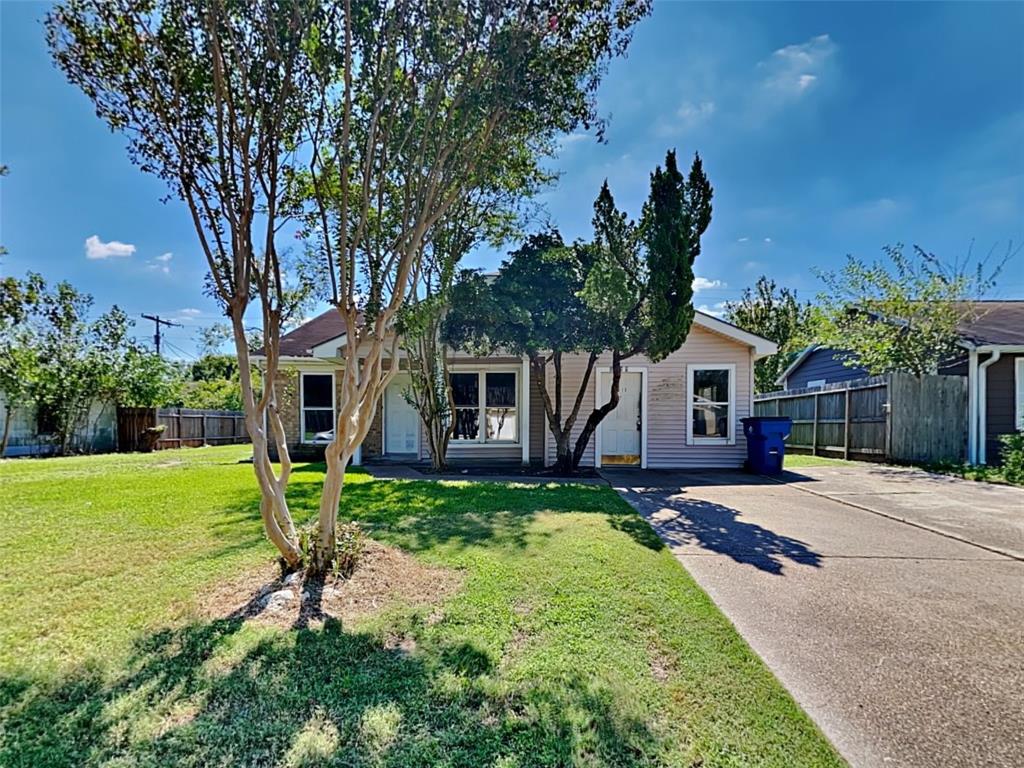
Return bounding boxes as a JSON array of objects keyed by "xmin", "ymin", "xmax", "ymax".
[{"xmin": 385, "ymin": 375, "xmax": 419, "ymax": 455}]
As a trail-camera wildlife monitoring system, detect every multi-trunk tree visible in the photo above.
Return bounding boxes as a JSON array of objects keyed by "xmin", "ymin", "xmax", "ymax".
[
  {"xmin": 447, "ymin": 150, "xmax": 713, "ymax": 474},
  {"xmin": 49, "ymin": 0, "xmax": 651, "ymax": 571}
]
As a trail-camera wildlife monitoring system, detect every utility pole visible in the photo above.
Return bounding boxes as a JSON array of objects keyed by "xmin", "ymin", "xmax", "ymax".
[{"xmin": 141, "ymin": 314, "xmax": 182, "ymax": 357}]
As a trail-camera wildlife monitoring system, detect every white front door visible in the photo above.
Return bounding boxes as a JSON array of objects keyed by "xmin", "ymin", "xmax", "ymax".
[
  {"xmin": 598, "ymin": 371, "xmax": 642, "ymax": 465},
  {"xmin": 385, "ymin": 375, "xmax": 419, "ymax": 455}
]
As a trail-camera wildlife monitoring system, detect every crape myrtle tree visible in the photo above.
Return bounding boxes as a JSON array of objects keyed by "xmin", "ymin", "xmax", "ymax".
[
  {"xmin": 448, "ymin": 151, "xmax": 713, "ymax": 474},
  {"xmin": 724, "ymin": 276, "xmax": 811, "ymax": 393},
  {"xmin": 292, "ymin": 0, "xmax": 651, "ymax": 568},
  {"xmin": 49, "ymin": 0, "xmax": 651, "ymax": 572}
]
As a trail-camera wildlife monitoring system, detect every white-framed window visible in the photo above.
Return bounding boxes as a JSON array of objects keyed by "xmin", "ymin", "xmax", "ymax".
[
  {"xmin": 450, "ymin": 369, "xmax": 519, "ymax": 443},
  {"xmin": 1015, "ymin": 357, "xmax": 1024, "ymax": 431},
  {"xmin": 806, "ymin": 378, "xmax": 826, "ymax": 390},
  {"xmin": 300, "ymin": 372, "xmax": 335, "ymax": 443},
  {"xmin": 687, "ymin": 363, "xmax": 736, "ymax": 445}
]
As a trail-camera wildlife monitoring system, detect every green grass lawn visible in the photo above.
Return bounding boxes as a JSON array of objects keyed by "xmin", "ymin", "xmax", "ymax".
[{"xmin": 0, "ymin": 446, "xmax": 843, "ymax": 767}]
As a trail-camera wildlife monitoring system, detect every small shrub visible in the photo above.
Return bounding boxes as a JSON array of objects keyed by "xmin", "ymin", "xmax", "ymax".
[
  {"xmin": 298, "ymin": 520, "xmax": 366, "ymax": 577},
  {"xmin": 1000, "ymin": 432, "xmax": 1024, "ymax": 486}
]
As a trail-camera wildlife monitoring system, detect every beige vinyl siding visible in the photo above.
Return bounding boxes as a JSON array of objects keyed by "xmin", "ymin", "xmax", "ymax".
[{"xmin": 544, "ymin": 325, "xmax": 753, "ymax": 468}]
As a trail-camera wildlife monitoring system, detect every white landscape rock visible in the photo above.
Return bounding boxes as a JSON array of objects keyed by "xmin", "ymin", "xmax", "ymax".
[{"xmin": 264, "ymin": 588, "xmax": 297, "ymax": 610}]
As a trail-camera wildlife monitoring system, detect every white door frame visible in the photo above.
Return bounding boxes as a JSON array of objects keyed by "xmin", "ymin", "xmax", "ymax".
[
  {"xmin": 383, "ymin": 373, "xmax": 420, "ymax": 455},
  {"xmin": 594, "ymin": 366, "xmax": 648, "ymax": 469}
]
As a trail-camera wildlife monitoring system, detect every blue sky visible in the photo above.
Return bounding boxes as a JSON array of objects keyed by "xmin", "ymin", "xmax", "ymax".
[{"xmin": 2, "ymin": 1, "xmax": 1023, "ymax": 357}]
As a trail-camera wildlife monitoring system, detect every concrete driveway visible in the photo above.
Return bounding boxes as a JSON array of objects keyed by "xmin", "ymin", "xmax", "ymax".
[{"xmin": 604, "ymin": 466, "xmax": 1024, "ymax": 768}]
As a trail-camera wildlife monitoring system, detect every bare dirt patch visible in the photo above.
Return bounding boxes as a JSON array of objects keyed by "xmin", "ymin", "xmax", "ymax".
[{"xmin": 201, "ymin": 540, "xmax": 463, "ymax": 630}]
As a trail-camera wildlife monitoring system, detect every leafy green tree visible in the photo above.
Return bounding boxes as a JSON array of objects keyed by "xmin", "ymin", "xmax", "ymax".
[
  {"xmin": 50, "ymin": 0, "xmax": 651, "ymax": 571},
  {"xmin": 448, "ymin": 151, "xmax": 713, "ymax": 474},
  {"xmin": 810, "ymin": 244, "xmax": 1006, "ymax": 376},
  {"xmin": 724, "ymin": 277, "xmax": 811, "ymax": 393},
  {"xmin": 0, "ymin": 273, "xmax": 43, "ymax": 455}
]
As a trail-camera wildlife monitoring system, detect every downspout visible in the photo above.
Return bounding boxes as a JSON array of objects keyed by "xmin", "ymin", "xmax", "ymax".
[
  {"xmin": 977, "ymin": 349, "xmax": 1002, "ymax": 465},
  {"xmin": 967, "ymin": 349, "xmax": 978, "ymax": 464}
]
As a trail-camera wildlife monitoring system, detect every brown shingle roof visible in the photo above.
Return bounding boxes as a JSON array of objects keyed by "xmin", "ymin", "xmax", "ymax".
[{"xmin": 274, "ymin": 309, "xmax": 347, "ymax": 357}]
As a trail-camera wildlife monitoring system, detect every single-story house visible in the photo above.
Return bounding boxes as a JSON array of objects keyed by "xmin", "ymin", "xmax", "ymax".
[
  {"xmin": 775, "ymin": 301, "xmax": 1024, "ymax": 465},
  {"xmin": 254, "ymin": 309, "xmax": 777, "ymax": 469}
]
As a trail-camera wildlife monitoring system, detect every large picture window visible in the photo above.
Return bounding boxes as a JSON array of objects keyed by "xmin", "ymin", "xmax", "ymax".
[
  {"xmin": 451, "ymin": 370, "xmax": 518, "ymax": 443},
  {"xmin": 688, "ymin": 364, "xmax": 734, "ymax": 444},
  {"xmin": 301, "ymin": 373, "xmax": 334, "ymax": 443}
]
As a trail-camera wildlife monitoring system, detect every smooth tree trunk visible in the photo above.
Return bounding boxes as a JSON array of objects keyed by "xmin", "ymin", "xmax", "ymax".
[
  {"xmin": 534, "ymin": 350, "xmax": 627, "ymax": 475},
  {"xmin": 229, "ymin": 307, "xmax": 302, "ymax": 569}
]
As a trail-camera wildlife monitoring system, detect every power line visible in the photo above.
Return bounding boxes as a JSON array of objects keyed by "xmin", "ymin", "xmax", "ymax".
[{"xmin": 140, "ymin": 314, "xmax": 183, "ymax": 357}]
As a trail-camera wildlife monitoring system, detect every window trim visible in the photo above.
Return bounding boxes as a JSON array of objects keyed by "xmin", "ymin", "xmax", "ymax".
[
  {"xmin": 686, "ymin": 363, "xmax": 736, "ymax": 446},
  {"xmin": 448, "ymin": 366, "xmax": 521, "ymax": 445},
  {"xmin": 299, "ymin": 371, "xmax": 336, "ymax": 444}
]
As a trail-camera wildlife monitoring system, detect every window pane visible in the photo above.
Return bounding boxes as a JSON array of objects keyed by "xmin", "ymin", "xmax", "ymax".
[
  {"xmin": 302, "ymin": 374, "xmax": 333, "ymax": 408},
  {"xmin": 451, "ymin": 373, "xmax": 479, "ymax": 407},
  {"xmin": 486, "ymin": 408, "xmax": 517, "ymax": 441},
  {"xmin": 694, "ymin": 369, "xmax": 729, "ymax": 404},
  {"xmin": 486, "ymin": 372, "xmax": 516, "ymax": 407},
  {"xmin": 453, "ymin": 407, "xmax": 479, "ymax": 440},
  {"xmin": 692, "ymin": 404, "xmax": 729, "ymax": 438},
  {"xmin": 303, "ymin": 409, "xmax": 334, "ymax": 441}
]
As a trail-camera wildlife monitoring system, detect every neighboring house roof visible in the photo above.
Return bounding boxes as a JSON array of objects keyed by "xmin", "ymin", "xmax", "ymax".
[
  {"xmin": 775, "ymin": 344, "xmax": 819, "ymax": 387},
  {"xmin": 957, "ymin": 301, "xmax": 1024, "ymax": 346},
  {"xmin": 775, "ymin": 301, "xmax": 1024, "ymax": 385},
  {"xmin": 254, "ymin": 308, "xmax": 777, "ymax": 361}
]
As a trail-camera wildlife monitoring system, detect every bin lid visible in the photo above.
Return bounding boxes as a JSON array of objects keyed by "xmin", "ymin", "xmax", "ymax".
[{"xmin": 741, "ymin": 416, "xmax": 792, "ymax": 423}]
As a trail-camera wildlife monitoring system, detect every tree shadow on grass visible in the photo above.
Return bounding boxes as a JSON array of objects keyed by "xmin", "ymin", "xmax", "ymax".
[
  {"xmin": 204, "ymin": 469, "xmax": 662, "ymax": 560},
  {"xmin": 1, "ymin": 607, "xmax": 663, "ymax": 767}
]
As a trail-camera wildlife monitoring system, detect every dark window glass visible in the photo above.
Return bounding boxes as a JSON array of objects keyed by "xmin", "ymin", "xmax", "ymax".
[
  {"xmin": 453, "ymin": 408, "xmax": 480, "ymax": 440},
  {"xmin": 302, "ymin": 374, "xmax": 333, "ymax": 408},
  {"xmin": 303, "ymin": 410, "xmax": 334, "ymax": 441},
  {"xmin": 486, "ymin": 372, "xmax": 516, "ymax": 407},
  {"xmin": 451, "ymin": 373, "xmax": 479, "ymax": 407},
  {"xmin": 693, "ymin": 369, "xmax": 729, "ymax": 404},
  {"xmin": 36, "ymin": 404, "xmax": 58, "ymax": 434},
  {"xmin": 692, "ymin": 404, "xmax": 729, "ymax": 438}
]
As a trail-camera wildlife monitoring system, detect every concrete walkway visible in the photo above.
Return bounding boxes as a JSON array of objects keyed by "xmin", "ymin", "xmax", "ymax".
[{"xmin": 604, "ymin": 468, "xmax": 1024, "ymax": 768}]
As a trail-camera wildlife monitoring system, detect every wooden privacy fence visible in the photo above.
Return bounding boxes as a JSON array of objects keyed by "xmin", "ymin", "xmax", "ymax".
[
  {"xmin": 754, "ymin": 373, "xmax": 967, "ymax": 464},
  {"xmin": 117, "ymin": 407, "xmax": 249, "ymax": 451}
]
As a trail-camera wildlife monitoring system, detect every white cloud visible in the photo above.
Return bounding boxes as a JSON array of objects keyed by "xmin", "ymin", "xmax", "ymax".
[
  {"xmin": 557, "ymin": 133, "xmax": 589, "ymax": 151},
  {"xmin": 146, "ymin": 252, "xmax": 173, "ymax": 274},
  {"xmin": 759, "ymin": 34, "xmax": 837, "ymax": 100},
  {"xmin": 693, "ymin": 276, "xmax": 725, "ymax": 293},
  {"xmin": 737, "ymin": 236, "xmax": 750, "ymax": 243},
  {"xmin": 677, "ymin": 100, "xmax": 716, "ymax": 126},
  {"xmin": 85, "ymin": 235, "xmax": 136, "ymax": 260},
  {"xmin": 697, "ymin": 301, "xmax": 728, "ymax": 318},
  {"xmin": 178, "ymin": 308, "xmax": 201, "ymax": 317},
  {"xmin": 764, "ymin": 237, "xmax": 773, "ymax": 243}
]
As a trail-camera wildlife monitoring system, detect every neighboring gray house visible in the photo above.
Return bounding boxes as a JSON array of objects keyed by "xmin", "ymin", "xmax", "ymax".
[{"xmin": 776, "ymin": 301, "xmax": 1024, "ymax": 465}]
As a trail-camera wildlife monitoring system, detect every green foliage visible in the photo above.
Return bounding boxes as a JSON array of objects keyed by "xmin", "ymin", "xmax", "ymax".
[
  {"xmin": 999, "ymin": 432, "xmax": 1024, "ymax": 485},
  {"xmin": 298, "ymin": 520, "xmax": 364, "ymax": 578},
  {"xmin": 725, "ymin": 277, "xmax": 812, "ymax": 393},
  {"xmin": 810, "ymin": 244, "xmax": 1003, "ymax": 376},
  {"xmin": 0, "ymin": 274, "xmax": 177, "ymax": 453}
]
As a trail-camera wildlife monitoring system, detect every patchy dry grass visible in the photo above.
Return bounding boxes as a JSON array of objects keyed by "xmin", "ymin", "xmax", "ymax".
[{"xmin": 0, "ymin": 446, "xmax": 844, "ymax": 767}]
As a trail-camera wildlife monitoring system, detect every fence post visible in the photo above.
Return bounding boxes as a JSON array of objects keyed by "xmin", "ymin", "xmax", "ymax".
[
  {"xmin": 201, "ymin": 414, "xmax": 207, "ymax": 447},
  {"xmin": 843, "ymin": 387, "xmax": 851, "ymax": 460},
  {"xmin": 812, "ymin": 392, "xmax": 819, "ymax": 456}
]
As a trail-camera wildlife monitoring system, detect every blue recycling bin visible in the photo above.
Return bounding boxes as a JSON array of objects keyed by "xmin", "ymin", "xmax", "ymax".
[{"xmin": 741, "ymin": 416, "xmax": 792, "ymax": 475}]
